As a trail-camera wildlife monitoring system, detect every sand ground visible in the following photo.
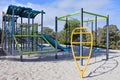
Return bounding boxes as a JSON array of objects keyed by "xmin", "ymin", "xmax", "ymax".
[{"xmin": 0, "ymin": 49, "xmax": 120, "ymax": 80}]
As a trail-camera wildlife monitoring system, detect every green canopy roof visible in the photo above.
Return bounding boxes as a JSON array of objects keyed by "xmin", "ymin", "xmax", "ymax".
[{"xmin": 6, "ymin": 5, "xmax": 45, "ymax": 18}]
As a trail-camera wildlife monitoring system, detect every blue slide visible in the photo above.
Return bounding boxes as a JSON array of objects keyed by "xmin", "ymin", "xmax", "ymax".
[{"xmin": 38, "ymin": 34, "xmax": 69, "ymax": 51}]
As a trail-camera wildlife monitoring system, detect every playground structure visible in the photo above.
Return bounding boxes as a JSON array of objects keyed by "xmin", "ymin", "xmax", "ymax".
[
  {"xmin": 1, "ymin": 5, "xmax": 45, "ymax": 60},
  {"xmin": 1, "ymin": 5, "xmax": 68, "ymax": 61},
  {"xmin": 1, "ymin": 5, "xmax": 110, "ymax": 78},
  {"xmin": 56, "ymin": 8, "xmax": 109, "ymax": 78}
]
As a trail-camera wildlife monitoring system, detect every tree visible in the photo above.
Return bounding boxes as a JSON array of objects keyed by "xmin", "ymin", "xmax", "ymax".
[
  {"xmin": 58, "ymin": 19, "xmax": 80, "ymax": 44},
  {"xmin": 98, "ymin": 24, "xmax": 119, "ymax": 49},
  {"xmin": 58, "ymin": 31, "xmax": 66, "ymax": 44},
  {"xmin": 42, "ymin": 27, "xmax": 55, "ymax": 39},
  {"xmin": 116, "ymin": 32, "xmax": 120, "ymax": 49},
  {"xmin": 97, "ymin": 27, "xmax": 105, "ymax": 47},
  {"xmin": 43, "ymin": 27, "xmax": 54, "ymax": 35}
]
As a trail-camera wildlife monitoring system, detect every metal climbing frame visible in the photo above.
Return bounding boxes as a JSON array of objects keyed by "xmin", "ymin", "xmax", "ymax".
[
  {"xmin": 56, "ymin": 8, "xmax": 109, "ymax": 61},
  {"xmin": 56, "ymin": 8, "xmax": 109, "ymax": 78},
  {"xmin": 1, "ymin": 5, "xmax": 46, "ymax": 61},
  {"xmin": 82, "ymin": 10, "xmax": 109, "ymax": 60}
]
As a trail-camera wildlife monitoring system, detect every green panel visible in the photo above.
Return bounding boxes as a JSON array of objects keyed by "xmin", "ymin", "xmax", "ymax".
[
  {"xmin": 33, "ymin": 25, "xmax": 37, "ymax": 50},
  {"xmin": 23, "ymin": 49, "xmax": 55, "ymax": 54},
  {"xmin": 14, "ymin": 34, "xmax": 56, "ymax": 55},
  {"xmin": 83, "ymin": 11, "xmax": 108, "ymax": 18},
  {"xmin": 13, "ymin": 35, "xmax": 21, "ymax": 53},
  {"xmin": 14, "ymin": 34, "xmax": 55, "ymax": 55},
  {"xmin": 83, "ymin": 17, "xmax": 106, "ymax": 22},
  {"xmin": 83, "ymin": 19, "xmax": 94, "ymax": 22},
  {"xmin": 57, "ymin": 11, "xmax": 80, "ymax": 20},
  {"xmin": 15, "ymin": 35, "xmax": 37, "ymax": 37},
  {"xmin": 23, "ymin": 52, "xmax": 37, "ymax": 54},
  {"xmin": 57, "ymin": 18, "xmax": 66, "ymax": 21}
]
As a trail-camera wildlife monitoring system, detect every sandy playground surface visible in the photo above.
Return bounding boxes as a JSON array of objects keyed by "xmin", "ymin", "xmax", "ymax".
[{"xmin": 0, "ymin": 49, "xmax": 120, "ymax": 80}]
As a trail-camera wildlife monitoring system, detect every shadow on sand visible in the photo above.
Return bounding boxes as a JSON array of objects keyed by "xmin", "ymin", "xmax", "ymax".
[{"xmin": 85, "ymin": 55, "xmax": 119, "ymax": 78}]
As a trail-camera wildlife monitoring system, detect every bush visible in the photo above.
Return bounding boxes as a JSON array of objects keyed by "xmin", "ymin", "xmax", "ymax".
[{"xmin": 110, "ymin": 44, "xmax": 116, "ymax": 49}]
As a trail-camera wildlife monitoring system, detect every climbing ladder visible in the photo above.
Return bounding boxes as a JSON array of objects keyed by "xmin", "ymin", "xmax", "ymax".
[{"xmin": 71, "ymin": 27, "xmax": 93, "ymax": 78}]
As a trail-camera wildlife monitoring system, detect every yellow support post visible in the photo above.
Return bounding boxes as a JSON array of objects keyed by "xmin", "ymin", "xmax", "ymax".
[{"xmin": 71, "ymin": 27, "xmax": 93, "ymax": 78}]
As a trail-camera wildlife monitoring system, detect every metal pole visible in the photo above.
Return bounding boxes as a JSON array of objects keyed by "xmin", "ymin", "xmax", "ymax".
[
  {"xmin": 1, "ymin": 12, "xmax": 5, "ymax": 49},
  {"xmin": 91, "ymin": 22, "xmax": 93, "ymax": 34},
  {"xmin": 69, "ymin": 20, "xmax": 71, "ymax": 49},
  {"xmin": 32, "ymin": 19, "xmax": 34, "ymax": 51},
  {"xmin": 66, "ymin": 17, "xmax": 68, "ymax": 47},
  {"xmin": 55, "ymin": 16, "xmax": 58, "ymax": 59},
  {"xmin": 21, "ymin": 17, "xmax": 23, "ymax": 51},
  {"xmin": 8, "ymin": 21, "xmax": 10, "ymax": 52},
  {"xmin": 15, "ymin": 16, "xmax": 17, "ymax": 50},
  {"xmin": 95, "ymin": 16, "xmax": 97, "ymax": 47},
  {"xmin": 19, "ymin": 17, "xmax": 23, "ymax": 61},
  {"xmin": 36, "ymin": 24, "xmax": 38, "ymax": 50},
  {"xmin": 41, "ymin": 10, "xmax": 44, "ymax": 50},
  {"xmin": 94, "ymin": 16, "xmax": 98, "ymax": 62},
  {"xmin": 80, "ymin": 8, "xmax": 83, "ymax": 65},
  {"xmin": 28, "ymin": 13, "xmax": 30, "ymax": 52},
  {"xmin": 91, "ymin": 21, "xmax": 94, "ymax": 58},
  {"xmin": 5, "ymin": 20, "xmax": 7, "ymax": 51},
  {"xmin": 4, "ymin": 16, "xmax": 7, "ymax": 50},
  {"xmin": 11, "ymin": 8, "xmax": 15, "ymax": 55},
  {"xmin": 26, "ymin": 23, "xmax": 27, "ymax": 50},
  {"xmin": 13, "ymin": 17, "xmax": 15, "ymax": 54},
  {"xmin": 41, "ymin": 10, "xmax": 44, "ymax": 34},
  {"xmin": 106, "ymin": 15, "xmax": 109, "ymax": 60}
]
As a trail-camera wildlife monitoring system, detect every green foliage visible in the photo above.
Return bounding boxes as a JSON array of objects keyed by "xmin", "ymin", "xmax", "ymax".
[
  {"xmin": 110, "ymin": 44, "xmax": 116, "ymax": 49},
  {"xmin": 97, "ymin": 24, "xmax": 119, "ymax": 49},
  {"xmin": 59, "ymin": 19, "xmax": 80, "ymax": 44},
  {"xmin": 59, "ymin": 21, "xmax": 120, "ymax": 50},
  {"xmin": 43, "ymin": 27, "xmax": 54, "ymax": 39},
  {"xmin": 58, "ymin": 31, "xmax": 66, "ymax": 44},
  {"xmin": 43, "ymin": 27, "xmax": 54, "ymax": 35}
]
